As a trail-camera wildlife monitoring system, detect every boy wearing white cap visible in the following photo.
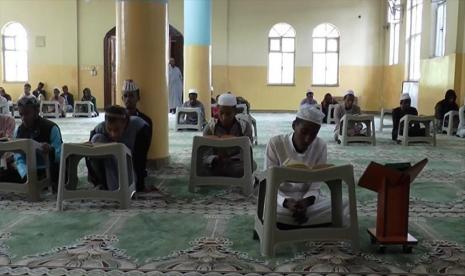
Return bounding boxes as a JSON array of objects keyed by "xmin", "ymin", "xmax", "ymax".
[
  {"xmin": 263, "ymin": 105, "xmax": 340, "ymax": 226},
  {"xmin": 181, "ymin": 89, "xmax": 205, "ymax": 126},
  {"xmin": 334, "ymin": 89, "xmax": 361, "ymax": 143},
  {"xmin": 202, "ymin": 93, "xmax": 253, "ymax": 177},
  {"xmin": 300, "ymin": 89, "xmax": 318, "ymax": 106},
  {"xmin": 122, "ymin": 80, "xmax": 153, "ymax": 130},
  {"xmin": 392, "ymin": 93, "xmax": 423, "ymax": 141}
]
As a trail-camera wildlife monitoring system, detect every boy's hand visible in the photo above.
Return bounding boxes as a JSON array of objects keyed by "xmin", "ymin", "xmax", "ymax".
[
  {"xmin": 41, "ymin": 143, "xmax": 51, "ymax": 153},
  {"xmin": 283, "ymin": 198, "xmax": 297, "ymax": 212}
]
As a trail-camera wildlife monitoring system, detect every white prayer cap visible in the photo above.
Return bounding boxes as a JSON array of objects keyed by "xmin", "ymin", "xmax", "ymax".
[
  {"xmin": 188, "ymin": 88, "xmax": 198, "ymax": 95},
  {"xmin": 296, "ymin": 104, "xmax": 325, "ymax": 125},
  {"xmin": 344, "ymin": 89, "xmax": 355, "ymax": 97},
  {"xmin": 400, "ymin": 93, "xmax": 411, "ymax": 101},
  {"xmin": 218, "ymin": 93, "xmax": 237, "ymax": 106},
  {"xmin": 306, "ymin": 89, "xmax": 314, "ymax": 95},
  {"xmin": 122, "ymin": 79, "xmax": 138, "ymax": 92}
]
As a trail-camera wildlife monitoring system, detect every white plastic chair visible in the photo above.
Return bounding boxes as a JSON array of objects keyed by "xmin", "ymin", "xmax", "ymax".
[
  {"xmin": 379, "ymin": 108, "xmax": 393, "ymax": 132},
  {"xmin": 458, "ymin": 106, "xmax": 465, "ymax": 137},
  {"xmin": 0, "ymin": 139, "xmax": 51, "ymax": 201},
  {"xmin": 175, "ymin": 107, "xmax": 203, "ymax": 131},
  {"xmin": 73, "ymin": 101, "xmax": 97, "ymax": 118},
  {"xmin": 327, "ymin": 104, "xmax": 338, "ymax": 124},
  {"xmin": 189, "ymin": 136, "xmax": 254, "ymax": 194},
  {"xmin": 56, "ymin": 143, "xmax": 135, "ymax": 211},
  {"xmin": 398, "ymin": 115, "xmax": 436, "ymax": 146},
  {"xmin": 339, "ymin": 114, "xmax": 376, "ymax": 146},
  {"xmin": 254, "ymin": 165, "xmax": 359, "ymax": 257},
  {"xmin": 441, "ymin": 110, "xmax": 459, "ymax": 136},
  {"xmin": 40, "ymin": 101, "xmax": 61, "ymax": 118}
]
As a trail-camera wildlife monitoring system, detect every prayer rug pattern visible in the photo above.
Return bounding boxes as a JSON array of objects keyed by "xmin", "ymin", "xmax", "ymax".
[{"xmin": 0, "ymin": 113, "xmax": 464, "ymax": 275}]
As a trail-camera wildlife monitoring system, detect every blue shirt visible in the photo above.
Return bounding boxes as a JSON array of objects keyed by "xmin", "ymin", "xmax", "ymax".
[{"xmin": 14, "ymin": 126, "xmax": 62, "ymax": 178}]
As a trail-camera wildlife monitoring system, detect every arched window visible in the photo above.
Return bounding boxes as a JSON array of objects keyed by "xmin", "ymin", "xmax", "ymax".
[
  {"xmin": 2, "ymin": 22, "xmax": 28, "ymax": 82},
  {"xmin": 268, "ymin": 23, "xmax": 295, "ymax": 85},
  {"xmin": 312, "ymin": 23, "xmax": 339, "ymax": 86}
]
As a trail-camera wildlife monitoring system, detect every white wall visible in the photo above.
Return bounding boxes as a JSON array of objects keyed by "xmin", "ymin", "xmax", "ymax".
[{"xmin": 226, "ymin": 0, "xmax": 384, "ymax": 67}]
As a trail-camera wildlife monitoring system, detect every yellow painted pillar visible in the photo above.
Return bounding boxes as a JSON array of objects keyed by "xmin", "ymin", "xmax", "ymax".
[
  {"xmin": 116, "ymin": 0, "xmax": 169, "ymax": 167},
  {"xmin": 184, "ymin": 0, "xmax": 212, "ymax": 120}
]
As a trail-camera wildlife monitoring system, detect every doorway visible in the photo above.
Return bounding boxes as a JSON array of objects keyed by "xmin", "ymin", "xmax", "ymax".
[{"xmin": 103, "ymin": 25, "xmax": 184, "ymax": 107}]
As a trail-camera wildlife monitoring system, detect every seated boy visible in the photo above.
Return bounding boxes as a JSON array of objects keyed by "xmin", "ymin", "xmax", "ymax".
[
  {"xmin": 81, "ymin": 88, "xmax": 99, "ymax": 116},
  {"xmin": 334, "ymin": 90, "xmax": 362, "ymax": 143},
  {"xmin": 181, "ymin": 89, "xmax": 205, "ymax": 126},
  {"xmin": 264, "ymin": 105, "xmax": 345, "ymax": 226},
  {"xmin": 392, "ymin": 93, "xmax": 424, "ymax": 141},
  {"xmin": 0, "ymin": 97, "xmax": 63, "ymax": 189},
  {"xmin": 202, "ymin": 93, "xmax": 254, "ymax": 177},
  {"xmin": 88, "ymin": 105, "xmax": 151, "ymax": 192}
]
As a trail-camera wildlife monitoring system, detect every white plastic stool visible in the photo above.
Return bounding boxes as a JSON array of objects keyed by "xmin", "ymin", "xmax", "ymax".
[
  {"xmin": 254, "ymin": 165, "xmax": 359, "ymax": 257},
  {"xmin": 379, "ymin": 108, "xmax": 393, "ymax": 132},
  {"xmin": 340, "ymin": 114, "xmax": 376, "ymax": 146},
  {"xmin": 441, "ymin": 110, "xmax": 459, "ymax": 136},
  {"xmin": 56, "ymin": 142, "xmax": 135, "ymax": 211},
  {"xmin": 40, "ymin": 101, "xmax": 61, "ymax": 118},
  {"xmin": 73, "ymin": 101, "xmax": 97, "ymax": 118},
  {"xmin": 0, "ymin": 139, "xmax": 51, "ymax": 201},
  {"xmin": 327, "ymin": 104, "xmax": 338, "ymax": 124},
  {"xmin": 175, "ymin": 107, "xmax": 203, "ymax": 131},
  {"xmin": 398, "ymin": 115, "xmax": 436, "ymax": 146},
  {"xmin": 189, "ymin": 136, "xmax": 254, "ymax": 194}
]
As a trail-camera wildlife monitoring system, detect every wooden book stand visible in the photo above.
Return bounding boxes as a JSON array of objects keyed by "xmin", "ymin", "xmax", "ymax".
[{"xmin": 358, "ymin": 158, "xmax": 428, "ymax": 253}]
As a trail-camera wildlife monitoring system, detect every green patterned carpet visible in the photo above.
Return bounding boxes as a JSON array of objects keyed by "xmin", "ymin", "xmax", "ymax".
[{"xmin": 0, "ymin": 113, "xmax": 465, "ymax": 276}]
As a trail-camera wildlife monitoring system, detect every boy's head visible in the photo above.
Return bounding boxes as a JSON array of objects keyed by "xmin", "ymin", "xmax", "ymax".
[
  {"xmin": 83, "ymin": 88, "xmax": 91, "ymax": 98},
  {"xmin": 62, "ymin": 85, "xmax": 69, "ymax": 94},
  {"xmin": 292, "ymin": 105, "xmax": 324, "ymax": 152},
  {"xmin": 217, "ymin": 93, "xmax": 237, "ymax": 128},
  {"xmin": 24, "ymin": 83, "xmax": 31, "ymax": 95},
  {"xmin": 18, "ymin": 96, "xmax": 40, "ymax": 128},
  {"xmin": 53, "ymin": 88, "xmax": 60, "ymax": 97},
  {"xmin": 122, "ymin": 80, "xmax": 140, "ymax": 110},
  {"xmin": 306, "ymin": 89, "xmax": 314, "ymax": 100},
  {"xmin": 400, "ymin": 93, "xmax": 411, "ymax": 110},
  {"xmin": 37, "ymin": 82, "xmax": 44, "ymax": 89},
  {"xmin": 445, "ymin": 89, "xmax": 457, "ymax": 103},
  {"xmin": 188, "ymin": 89, "xmax": 198, "ymax": 104},
  {"xmin": 343, "ymin": 90, "xmax": 355, "ymax": 109},
  {"xmin": 104, "ymin": 105, "xmax": 129, "ymax": 141}
]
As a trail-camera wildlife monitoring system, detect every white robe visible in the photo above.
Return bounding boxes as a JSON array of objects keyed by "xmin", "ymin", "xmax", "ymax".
[
  {"xmin": 265, "ymin": 133, "xmax": 342, "ymax": 226},
  {"xmin": 169, "ymin": 65, "xmax": 183, "ymax": 110}
]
